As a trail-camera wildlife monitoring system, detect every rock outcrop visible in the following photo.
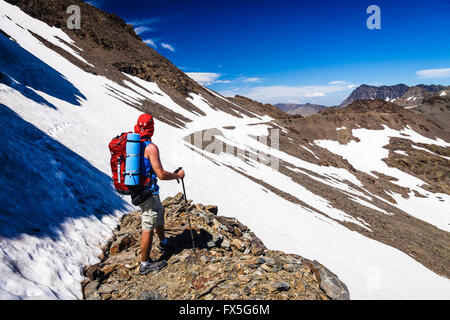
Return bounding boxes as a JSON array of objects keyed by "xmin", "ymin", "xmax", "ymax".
[{"xmin": 82, "ymin": 193, "xmax": 349, "ymax": 300}]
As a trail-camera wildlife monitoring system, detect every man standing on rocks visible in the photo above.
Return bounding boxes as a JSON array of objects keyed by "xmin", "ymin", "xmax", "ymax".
[{"xmin": 133, "ymin": 114, "xmax": 185, "ymax": 275}]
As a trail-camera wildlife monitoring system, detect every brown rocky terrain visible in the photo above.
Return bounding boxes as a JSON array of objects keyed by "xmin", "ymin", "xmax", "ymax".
[
  {"xmin": 340, "ymin": 84, "xmax": 450, "ymax": 133},
  {"xmin": 82, "ymin": 193, "xmax": 349, "ymax": 300},
  {"xmin": 411, "ymin": 95, "xmax": 450, "ymax": 133}
]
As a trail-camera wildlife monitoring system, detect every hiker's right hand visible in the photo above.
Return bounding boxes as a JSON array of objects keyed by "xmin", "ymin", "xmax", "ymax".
[{"xmin": 176, "ymin": 169, "xmax": 185, "ymax": 179}]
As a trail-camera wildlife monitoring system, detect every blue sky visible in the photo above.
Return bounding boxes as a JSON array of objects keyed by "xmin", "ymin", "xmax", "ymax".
[{"xmin": 88, "ymin": 0, "xmax": 450, "ymax": 105}]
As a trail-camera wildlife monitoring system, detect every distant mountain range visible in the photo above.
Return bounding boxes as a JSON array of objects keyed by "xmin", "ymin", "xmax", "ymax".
[
  {"xmin": 274, "ymin": 103, "xmax": 329, "ymax": 116},
  {"xmin": 340, "ymin": 84, "xmax": 448, "ymax": 108},
  {"xmin": 274, "ymin": 84, "xmax": 449, "ymax": 116}
]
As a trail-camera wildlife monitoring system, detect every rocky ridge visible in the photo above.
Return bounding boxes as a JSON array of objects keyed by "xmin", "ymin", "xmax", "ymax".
[
  {"xmin": 275, "ymin": 103, "xmax": 328, "ymax": 117},
  {"xmin": 82, "ymin": 193, "xmax": 349, "ymax": 300}
]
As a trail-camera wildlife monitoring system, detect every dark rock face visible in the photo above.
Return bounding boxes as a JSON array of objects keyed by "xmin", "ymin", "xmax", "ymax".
[
  {"xmin": 304, "ymin": 260, "xmax": 350, "ymax": 300},
  {"xmin": 341, "ymin": 84, "xmax": 448, "ymax": 108},
  {"xmin": 340, "ymin": 84, "xmax": 410, "ymax": 107},
  {"xmin": 81, "ymin": 193, "xmax": 350, "ymax": 300}
]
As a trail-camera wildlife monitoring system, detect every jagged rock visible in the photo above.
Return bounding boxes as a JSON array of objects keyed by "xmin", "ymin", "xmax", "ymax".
[
  {"xmin": 110, "ymin": 234, "xmax": 136, "ymax": 255},
  {"xmin": 200, "ymin": 255, "xmax": 210, "ymax": 264},
  {"xmin": 265, "ymin": 281, "xmax": 290, "ymax": 292},
  {"xmin": 231, "ymin": 238, "xmax": 246, "ymax": 251},
  {"xmin": 195, "ymin": 204, "xmax": 205, "ymax": 211},
  {"xmin": 305, "ymin": 260, "xmax": 350, "ymax": 300},
  {"xmin": 204, "ymin": 205, "xmax": 218, "ymax": 215},
  {"xmin": 233, "ymin": 226, "xmax": 242, "ymax": 237},
  {"xmin": 107, "ymin": 250, "xmax": 136, "ymax": 265},
  {"xmin": 251, "ymin": 244, "xmax": 265, "ymax": 256},
  {"xmin": 84, "ymin": 263, "xmax": 103, "ymax": 281},
  {"xmin": 83, "ymin": 280, "xmax": 100, "ymax": 300},
  {"xmin": 162, "ymin": 192, "xmax": 184, "ymax": 207},
  {"xmin": 283, "ymin": 263, "xmax": 296, "ymax": 273},
  {"xmin": 260, "ymin": 263, "xmax": 272, "ymax": 272},
  {"xmin": 98, "ymin": 283, "xmax": 119, "ymax": 294},
  {"xmin": 116, "ymin": 268, "xmax": 131, "ymax": 281},
  {"xmin": 221, "ymin": 238, "xmax": 231, "ymax": 250},
  {"xmin": 211, "ymin": 232, "xmax": 222, "ymax": 244},
  {"xmin": 139, "ymin": 290, "xmax": 164, "ymax": 300}
]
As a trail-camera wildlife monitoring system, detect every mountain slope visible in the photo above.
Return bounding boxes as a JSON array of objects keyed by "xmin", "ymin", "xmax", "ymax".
[
  {"xmin": 0, "ymin": 0, "xmax": 449, "ymax": 300},
  {"xmin": 275, "ymin": 103, "xmax": 328, "ymax": 116}
]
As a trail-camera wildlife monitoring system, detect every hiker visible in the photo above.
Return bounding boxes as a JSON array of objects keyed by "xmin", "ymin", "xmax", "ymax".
[{"xmin": 133, "ymin": 114, "xmax": 185, "ymax": 274}]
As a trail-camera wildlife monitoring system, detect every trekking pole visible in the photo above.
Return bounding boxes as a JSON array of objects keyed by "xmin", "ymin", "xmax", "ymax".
[{"xmin": 174, "ymin": 167, "xmax": 196, "ymax": 256}]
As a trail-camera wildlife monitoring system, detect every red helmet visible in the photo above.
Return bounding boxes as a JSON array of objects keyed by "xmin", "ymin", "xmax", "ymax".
[{"xmin": 134, "ymin": 114, "xmax": 154, "ymax": 139}]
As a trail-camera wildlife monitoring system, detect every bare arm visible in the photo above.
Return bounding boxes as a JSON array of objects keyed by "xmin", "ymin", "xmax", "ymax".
[{"xmin": 146, "ymin": 143, "xmax": 185, "ymax": 180}]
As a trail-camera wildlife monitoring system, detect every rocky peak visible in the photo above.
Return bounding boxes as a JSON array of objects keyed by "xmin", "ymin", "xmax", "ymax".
[
  {"xmin": 82, "ymin": 193, "xmax": 349, "ymax": 300},
  {"xmin": 340, "ymin": 84, "xmax": 410, "ymax": 107}
]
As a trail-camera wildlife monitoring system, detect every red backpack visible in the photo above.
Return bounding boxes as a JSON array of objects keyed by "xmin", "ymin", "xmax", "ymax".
[{"xmin": 109, "ymin": 132, "xmax": 133, "ymax": 195}]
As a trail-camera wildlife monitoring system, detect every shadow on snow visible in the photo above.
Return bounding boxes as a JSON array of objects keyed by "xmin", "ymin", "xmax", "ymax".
[
  {"xmin": 0, "ymin": 33, "xmax": 86, "ymax": 109},
  {"xmin": 0, "ymin": 105, "xmax": 129, "ymax": 239}
]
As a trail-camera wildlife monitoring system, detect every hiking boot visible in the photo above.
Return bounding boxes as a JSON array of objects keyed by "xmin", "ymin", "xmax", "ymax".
[{"xmin": 139, "ymin": 260, "xmax": 167, "ymax": 275}]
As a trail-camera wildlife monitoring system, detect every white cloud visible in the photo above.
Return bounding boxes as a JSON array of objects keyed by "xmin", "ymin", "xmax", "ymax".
[
  {"xmin": 143, "ymin": 39, "xmax": 157, "ymax": 48},
  {"xmin": 329, "ymin": 80, "xmax": 347, "ymax": 85},
  {"xmin": 242, "ymin": 77, "xmax": 263, "ymax": 83},
  {"xmin": 86, "ymin": 0, "xmax": 102, "ymax": 7},
  {"xmin": 416, "ymin": 68, "xmax": 450, "ymax": 79},
  {"xmin": 128, "ymin": 17, "xmax": 160, "ymax": 26},
  {"xmin": 134, "ymin": 26, "xmax": 154, "ymax": 35},
  {"xmin": 305, "ymin": 92, "xmax": 325, "ymax": 97},
  {"xmin": 219, "ymin": 82, "xmax": 355, "ymax": 104},
  {"xmin": 186, "ymin": 73, "xmax": 222, "ymax": 85},
  {"xmin": 161, "ymin": 42, "xmax": 175, "ymax": 52},
  {"xmin": 215, "ymin": 79, "xmax": 232, "ymax": 83}
]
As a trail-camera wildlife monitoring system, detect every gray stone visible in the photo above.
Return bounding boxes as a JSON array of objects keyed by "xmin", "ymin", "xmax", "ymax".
[
  {"xmin": 108, "ymin": 250, "xmax": 136, "ymax": 265},
  {"xmin": 221, "ymin": 239, "xmax": 231, "ymax": 250},
  {"xmin": 205, "ymin": 205, "xmax": 218, "ymax": 215},
  {"xmin": 98, "ymin": 283, "xmax": 119, "ymax": 294},
  {"xmin": 283, "ymin": 263, "xmax": 296, "ymax": 272},
  {"xmin": 242, "ymin": 232, "xmax": 253, "ymax": 241},
  {"xmin": 266, "ymin": 281, "xmax": 290, "ymax": 292},
  {"xmin": 260, "ymin": 263, "xmax": 272, "ymax": 272},
  {"xmin": 139, "ymin": 290, "xmax": 164, "ymax": 300},
  {"xmin": 310, "ymin": 260, "xmax": 350, "ymax": 300},
  {"xmin": 256, "ymin": 256, "xmax": 275, "ymax": 265},
  {"xmin": 200, "ymin": 255, "xmax": 210, "ymax": 263},
  {"xmin": 83, "ymin": 280, "xmax": 100, "ymax": 300},
  {"xmin": 212, "ymin": 233, "xmax": 223, "ymax": 244}
]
